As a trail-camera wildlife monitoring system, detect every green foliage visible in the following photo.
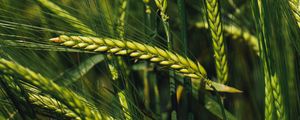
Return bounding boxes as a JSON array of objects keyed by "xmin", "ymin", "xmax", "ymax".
[{"xmin": 0, "ymin": 0, "xmax": 299, "ymax": 120}]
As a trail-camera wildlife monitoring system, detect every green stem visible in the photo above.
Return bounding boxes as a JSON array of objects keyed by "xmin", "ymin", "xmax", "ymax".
[
  {"xmin": 177, "ymin": 0, "xmax": 192, "ymax": 118},
  {"xmin": 177, "ymin": 0, "xmax": 187, "ymax": 54},
  {"xmin": 162, "ymin": 12, "xmax": 177, "ymax": 120},
  {"xmin": 142, "ymin": 0, "xmax": 152, "ymax": 111},
  {"xmin": 113, "ymin": 0, "xmax": 132, "ymax": 119},
  {"xmin": 143, "ymin": 0, "xmax": 152, "ymax": 36}
]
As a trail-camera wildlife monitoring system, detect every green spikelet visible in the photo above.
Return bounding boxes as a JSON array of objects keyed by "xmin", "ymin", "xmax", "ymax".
[
  {"xmin": 270, "ymin": 74, "xmax": 286, "ymax": 120},
  {"xmin": 289, "ymin": 0, "xmax": 300, "ymax": 28},
  {"xmin": 117, "ymin": 0, "xmax": 128, "ymax": 39},
  {"xmin": 205, "ymin": 0, "xmax": 229, "ymax": 84},
  {"xmin": 29, "ymin": 94, "xmax": 80, "ymax": 119},
  {"xmin": 264, "ymin": 68, "xmax": 274, "ymax": 120}
]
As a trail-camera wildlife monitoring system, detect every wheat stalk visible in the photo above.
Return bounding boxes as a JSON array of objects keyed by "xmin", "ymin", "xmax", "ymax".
[
  {"xmin": 205, "ymin": 0, "xmax": 229, "ymax": 84},
  {"xmin": 115, "ymin": 0, "xmax": 133, "ymax": 119},
  {"xmin": 155, "ymin": 0, "xmax": 179, "ymax": 118},
  {"xmin": 142, "ymin": 0, "xmax": 156, "ymax": 111},
  {"xmin": 289, "ymin": 0, "xmax": 300, "ymax": 28},
  {"xmin": 195, "ymin": 22, "xmax": 259, "ymax": 55},
  {"xmin": 49, "ymin": 35, "xmax": 242, "ymax": 93},
  {"xmin": 0, "ymin": 58, "xmax": 102, "ymax": 119}
]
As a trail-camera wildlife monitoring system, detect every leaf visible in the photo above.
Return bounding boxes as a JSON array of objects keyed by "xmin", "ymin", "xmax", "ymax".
[
  {"xmin": 191, "ymin": 78, "xmax": 242, "ymax": 93},
  {"xmin": 205, "ymin": 81, "xmax": 243, "ymax": 93},
  {"xmin": 190, "ymin": 84, "xmax": 237, "ymax": 120},
  {"xmin": 204, "ymin": 95, "xmax": 237, "ymax": 120},
  {"xmin": 54, "ymin": 54, "xmax": 104, "ymax": 86}
]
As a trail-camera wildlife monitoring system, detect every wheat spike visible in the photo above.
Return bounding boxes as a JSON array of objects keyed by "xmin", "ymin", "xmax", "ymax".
[
  {"xmin": 270, "ymin": 74, "xmax": 286, "ymax": 120},
  {"xmin": 29, "ymin": 94, "xmax": 80, "ymax": 119},
  {"xmin": 205, "ymin": 0, "xmax": 229, "ymax": 84},
  {"xmin": 52, "ymin": 35, "xmax": 206, "ymax": 79},
  {"xmin": 289, "ymin": 0, "xmax": 300, "ymax": 28},
  {"xmin": 117, "ymin": 0, "xmax": 128, "ymax": 39},
  {"xmin": 257, "ymin": 0, "xmax": 287, "ymax": 119},
  {"xmin": 50, "ymin": 35, "xmax": 242, "ymax": 93},
  {"xmin": 155, "ymin": 0, "xmax": 169, "ymax": 22},
  {"xmin": 264, "ymin": 68, "xmax": 274, "ymax": 120},
  {"xmin": 256, "ymin": 0, "xmax": 276, "ymax": 119},
  {"xmin": 0, "ymin": 59, "xmax": 102, "ymax": 119},
  {"xmin": 1, "ymin": 75, "xmax": 80, "ymax": 119}
]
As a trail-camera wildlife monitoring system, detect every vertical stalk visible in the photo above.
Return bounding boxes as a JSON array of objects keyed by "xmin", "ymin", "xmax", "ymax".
[
  {"xmin": 155, "ymin": 0, "xmax": 177, "ymax": 119},
  {"xmin": 142, "ymin": 0, "xmax": 151, "ymax": 111},
  {"xmin": 143, "ymin": 0, "xmax": 152, "ymax": 33},
  {"xmin": 112, "ymin": 0, "xmax": 132, "ymax": 119},
  {"xmin": 143, "ymin": 66, "xmax": 150, "ymax": 109},
  {"xmin": 163, "ymin": 18, "xmax": 177, "ymax": 120},
  {"xmin": 151, "ymin": 71, "xmax": 161, "ymax": 114},
  {"xmin": 177, "ymin": 0, "xmax": 192, "ymax": 119},
  {"xmin": 177, "ymin": 0, "xmax": 187, "ymax": 54}
]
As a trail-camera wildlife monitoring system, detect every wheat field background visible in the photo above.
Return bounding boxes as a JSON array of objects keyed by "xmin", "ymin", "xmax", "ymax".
[{"xmin": 0, "ymin": 0, "xmax": 299, "ymax": 120}]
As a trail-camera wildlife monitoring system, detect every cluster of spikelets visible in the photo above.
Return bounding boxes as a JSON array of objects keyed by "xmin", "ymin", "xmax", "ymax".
[
  {"xmin": 50, "ymin": 35, "xmax": 207, "ymax": 79},
  {"xmin": 0, "ymin": 34, "xmax": 242, "ymax": 119},
  {"xmin": 0, "ymin": 59, "xmax": 102, "ymax": 119},
  {"xmin": 49, "ymin": 35, "xmax": 241, "ymax": 93}
]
